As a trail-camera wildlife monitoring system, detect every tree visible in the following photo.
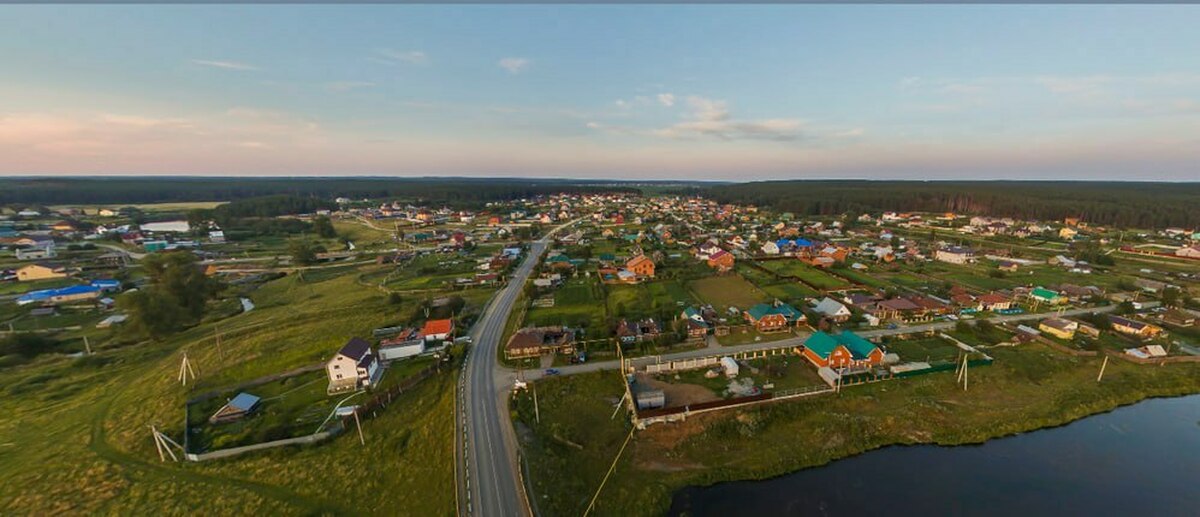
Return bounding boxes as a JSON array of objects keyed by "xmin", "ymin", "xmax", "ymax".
[
  {"xmin": 289, "ymin": 239, "xmax": 323, "ymax": 266},
  {"xmin": 312, "ymin": 215, "xmax": 337, "ymax": 239},
  {"xmin": 141, "ymin": 252, "xmax": 222, "ymax": 319},
  {"xmin": 0, "ymin": 334, "xmax": 59, "ymax": 358},
  {"xmin": 1161, "ymin": 287, "xmax": 1180, "ymax": 308},
  {"xmin": 117, "ymin": 289, "xmax": 190, "ymax": 339}
]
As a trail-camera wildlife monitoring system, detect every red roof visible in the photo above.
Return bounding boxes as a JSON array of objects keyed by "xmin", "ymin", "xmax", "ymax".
[{"xmin": 421, "ymin": 319, "xmax": 454, "ymax": 336}]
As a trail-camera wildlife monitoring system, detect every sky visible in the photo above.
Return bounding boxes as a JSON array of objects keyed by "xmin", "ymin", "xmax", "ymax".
[{"xmin": 1, "ymin": 5, "xmax": 1199, "ymax": 181}]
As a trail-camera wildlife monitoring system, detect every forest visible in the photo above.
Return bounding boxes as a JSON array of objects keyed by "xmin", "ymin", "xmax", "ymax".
[
  {"xmin": 708, "ymin": 181, "xmax": 1200, "ymax": 228},
  {"xmin": 0, "ymin": 177, "xmax": 641, "ymax": 207}
]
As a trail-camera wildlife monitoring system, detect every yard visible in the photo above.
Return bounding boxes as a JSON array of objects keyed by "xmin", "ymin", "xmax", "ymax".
[
  {"xmin": 883, "ymin": 336, "xmax": 964, "ymax": 364},
  {"xmin": 758, "ymin": 260, "xmax": 851, "ymax": 290},
  {"xmin": 688, "ymin": 275, "xmax": 770, "ymax": 311}
]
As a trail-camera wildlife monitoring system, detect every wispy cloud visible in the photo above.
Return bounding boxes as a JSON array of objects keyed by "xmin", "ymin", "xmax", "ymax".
[
  {"xmin": 656, "ymin": 93, "xmax": 676, "ymax": 107},
  {"xmin": 372, "ymin": 49, "xmax": 428, "ymax": 65},
  {"xmin": 498, "ymin": 57, "xmax": 531, "ymax": 74},
  {"xmin": 652, "ymin": 96, "xmax": 804, "ymax": 142},
  {"xmin": 191, "ymin": 59, "xmax": 258, "ymax": 71}
]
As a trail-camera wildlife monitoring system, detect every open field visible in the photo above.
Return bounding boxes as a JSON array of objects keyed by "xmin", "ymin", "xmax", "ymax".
[
  {"xmin": 758, "ymin": 260, "xmax": 850, "ymax": 290},
  {"xmin": 514, "ymin": 343, "xmax": 1200, "ymax": 516},
  {"xmin": 0, "ymin": 265, "xmax": 459, "ymax": 515},
  {"xmin": 688, "ymin": 275, "xmax": 769, "ymax": 311},
  {"xmin": 884, "ymin": 336, "xmax": 963, "ymax": 364}
]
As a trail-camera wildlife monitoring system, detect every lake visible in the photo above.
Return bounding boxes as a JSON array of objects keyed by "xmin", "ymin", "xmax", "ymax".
[{"xmin": 669, "ymin": 395, "xmax": 1200, "ymax": 516}]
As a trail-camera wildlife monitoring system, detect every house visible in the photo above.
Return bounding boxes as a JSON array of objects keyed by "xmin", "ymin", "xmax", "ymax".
[
  {"xmin": 379, "ymin": 328, "xmax": 425, "ymax": 361},
  {"xmin": 934, "ymin": 246, "xmax": 975, "ymax": 265},
  {"xmin": 1125, "ymin": 345, "xmax": 1168, "ymax": 359},
  {"xmin": 760, "ymin": 241, "xmax": 780, "ymax": 255},
  {"xmin": 813, "ymin": 297, "xmax": 852, "ymax": 322},
  {"xmin": 706, "ymin": 250, "xmax": 735, "ymax": 272},
  {"xmin": 680, "ymin": 306, "xmax": 713, "ymax": 340},
  {"xmin": 871, "ymin": 297, "xmax": 923, "ymax": 321},
  {"xmin": 209, "ymin": 230, "xmax": 226, "ymax": 243},
  {"xmin": 1029, "ymin": 287, "xmax": 1067, "ymax": 305},
  {"xmin": 326, "ymin": 337, "xmax": 381, "ymax": 394},
  {"xmin": 997, "ymin": 260, "xmax": 1020, "ymax": 273},
  {"xmin": 504, "ymin": 327, "xmax": 575, "ymax": 360},
  {"xmin": 1162, "ymin": 309, "xmax": 1196, "ymax": 327},
  {"xmin": 1039, "ymin": 318, "xmax": 1079, "ymax": 340},
  {"xmin": 802, "ymin": 330, "xmax": 884, "ymax": 369},
  {"xmin": 1176, "ymin": 244, "xmax": 1200, "ymax": 258},
  {"xmin": 15, "ymin": 246, "xmax": 56, "ymax": 261},
  {"xmin": 1059, "ymin": 227, "xmax": 1079, "ymax": 240},
  {"xmin": 616, "ymin": 318, "xmax": 661, "ymax": 344},
  {"xmin": 976, "ymin": 293, "xmax": 1013, "ymax": 312},
  {"xmin": 421, "ymin": 319, "xmax": 455, "ymax": 342},
  {"xmin": 209, "ymin": 393, "xmax": 261, "ymax": 424},
  {"xmin": 744, "ymin": 301, "xmax": 804, "ymax": 332},
  {"xmin": 16, "ymin": 263, "xmax": 68, "ymax": 282},
  {"xmin": 16, "ymin": 284, "xmax": 101, "ymax": 306},
  {"xmin": 625, "ymin": 255, "xmax": 656, "ymax": 278},
  {"xmin": 1108, "ymin": 316, "xmax": 1163, "ymax": 339}
]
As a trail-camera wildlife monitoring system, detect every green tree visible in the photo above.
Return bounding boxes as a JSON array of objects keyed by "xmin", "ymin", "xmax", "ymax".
[
  {"xmin": 312, "ymin": 215, "xmax": 337, "ymax": 239},
  {"xmin": 1161, "ymin": 287, "xmax": 1180, "ymax": 308},
  {"xmin": 141, "ymin": 252, "xmax": 222, "ymax": 319},
  {"xmin": 117, "ymin": 289, "xmax": 190, "ymax": 339},
  {"xmin": 289, "ymin": 239, "xmax": 323, "ymax": 266}
]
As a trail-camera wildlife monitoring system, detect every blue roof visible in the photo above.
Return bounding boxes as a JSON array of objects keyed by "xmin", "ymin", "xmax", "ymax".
[
  {"xmin": 776, "ymin": 238, "xmax": 793, "ymax": 247},
  {"xmin": 794, "ymin": 238, "xmax": 813, "ymax": 247},
  {"xmin": 228, "ymin": 392, "xmax": 261, "ymax": 411},
  {"xmin": 18, "ymin": 284, "xmax": 100, "ymax": 303},
  {"xmin": 91, "ymin": 279, "xmax": 121, "ymax": 288}
]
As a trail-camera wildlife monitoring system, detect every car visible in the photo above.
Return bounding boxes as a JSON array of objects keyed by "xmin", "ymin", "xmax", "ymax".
[{"xmin": 544, "ymin": 368, "xmax": 560, "ymax": 376}]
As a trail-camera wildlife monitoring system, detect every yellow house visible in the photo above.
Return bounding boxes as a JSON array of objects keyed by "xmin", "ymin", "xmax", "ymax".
[
  {"xmin": 16, "ymin": 263, "xmax": 68, "ymax": 282},
  {"xmin": 1109, "ymin": 315, "xmax": 1163, "ymax": 339},
  {"xmin": 1039, "ymin": 318, "xmax": 1078, "ymax": 340},
  {"xmin": 1059, "ymin": 227, "xmax": 1078, "ymax": 240}
]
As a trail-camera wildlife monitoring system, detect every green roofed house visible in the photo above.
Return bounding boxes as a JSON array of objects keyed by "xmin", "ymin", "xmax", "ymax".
[
  {"xmin": 744, "ymin": 301, "xmax": 806, "ymax": 332},
  {"xmin": 1030, "ymin": 287, "xmax": 1067, "ymax": 305},
  {"xmin": 802, "ymin": 330, "xmax": 884, "ymax": 368}
]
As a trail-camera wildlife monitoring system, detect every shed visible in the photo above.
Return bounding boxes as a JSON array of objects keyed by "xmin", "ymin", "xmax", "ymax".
[
  {"xmin": 209, "ymin": 392, "xmax": 261, "ymax": 424},
  {"xmin": 635, "ymin": 389, "xmax": 665, "ymax": 410},
  {"xmin": 720, "ymin": 356, "xmax": 739, "ymax": 378}
]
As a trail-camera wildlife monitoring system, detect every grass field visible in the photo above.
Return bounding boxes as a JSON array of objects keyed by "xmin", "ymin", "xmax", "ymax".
[
  {"xmin": 0, "ymin": 265, "xmax": 459, "ymax": 515},
  {"xmin": 884, "ymin": 337, "xmax": 963, "ymax": 364},
  {"xmin": 689, "ymin": 275, "xmax": 769, "ymax": 311},
  {"xmin": 761, "ymin": 282, "xmax": 820, "ymax": 304},
  {"xmin": 758, "ymin": 261, "xmax": 850, "ymax": 290},
  {"xmin": 515, "ymin": 344, "xmax": 1200, "ymax": 517}
]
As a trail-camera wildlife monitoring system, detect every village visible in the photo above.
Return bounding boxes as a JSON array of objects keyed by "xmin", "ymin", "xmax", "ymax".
[{"xmin": 1, "ymin": 189, "xmax": 1198, "ymax": 497}]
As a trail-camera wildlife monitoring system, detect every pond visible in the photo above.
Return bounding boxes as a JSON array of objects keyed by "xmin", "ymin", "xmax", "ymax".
[{"xmin": 669, "ymin": 395, "xmax": 1200, "ymax": 516}]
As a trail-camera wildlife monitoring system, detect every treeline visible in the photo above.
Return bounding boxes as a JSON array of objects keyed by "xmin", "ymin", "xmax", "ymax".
[
  {"xmin": 186, "ymin": 195, "xmax": 333, "ymax": 239},
  {"xmin": 707, "ymin": 181, "xmax": 1200, "ymax": 228},
  {"xmin": 0, "ymin": 177, "xmax": 639, "ymax": 207}
]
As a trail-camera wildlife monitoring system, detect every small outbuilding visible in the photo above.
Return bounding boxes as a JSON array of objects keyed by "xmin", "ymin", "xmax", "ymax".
[{"xmin": 209, "ymin": 392, "xmax": 261, "ymax": 424}]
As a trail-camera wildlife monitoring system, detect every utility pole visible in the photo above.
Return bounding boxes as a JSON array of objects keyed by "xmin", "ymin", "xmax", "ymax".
[
  {"xmin": 532, "ymin": 382, "xmax": 540, "ymax": 424},
  {"xmin": 1097, "ymin": 355, "xmax": 1109, "ymax": 382},
  {"xmin": 178, "ymin": 353, "xmax": 196, "ymax": 387},
  {"xmin": 83, "ymin": 335, "xmax": 92, "ymax": 355},
  {"xmin": 214, "ymin": 327, "xmax": 224, "ymax": 360},
  {"xmin": 353, "ymin": 410, "xmax": 365, "ymax": 446}
]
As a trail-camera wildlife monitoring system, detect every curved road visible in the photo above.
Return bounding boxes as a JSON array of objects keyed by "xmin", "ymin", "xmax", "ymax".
[{"xmin": 458, "ymin": 221, "xmax": 576, "ymax": 517}]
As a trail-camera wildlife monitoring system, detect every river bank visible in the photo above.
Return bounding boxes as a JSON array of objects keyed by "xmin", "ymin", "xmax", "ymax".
[
  {"xmin": 512, "ymin": 343, "xmax": 1200, "ymax": 516},
  {"xmin": 669, "ymin": 394, "xmax": 1200, "ymax": 516}
]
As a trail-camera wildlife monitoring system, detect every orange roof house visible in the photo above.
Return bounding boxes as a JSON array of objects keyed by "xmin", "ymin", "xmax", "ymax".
[
  {"xmin": 421, "ymin": 319, "xmax": 455, "ymax": 341},
  {"xmin": 706, "ymin": 249, "xmax": 735, "ymax": 271},
  {"xmin": 625, "ymin": 255, "xmax": 656, "ymax": 278}
]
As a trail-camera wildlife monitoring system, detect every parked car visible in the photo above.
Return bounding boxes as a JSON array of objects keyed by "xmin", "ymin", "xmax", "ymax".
[{"xmin": 544, "ymin": 368, "xmax": 560, "ymax": 376}]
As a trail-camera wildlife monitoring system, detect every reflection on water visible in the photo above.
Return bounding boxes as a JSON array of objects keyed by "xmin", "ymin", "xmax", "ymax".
[{"xmin": 670, "ymin": 396, "xmax": 1200, "ymax": 516}]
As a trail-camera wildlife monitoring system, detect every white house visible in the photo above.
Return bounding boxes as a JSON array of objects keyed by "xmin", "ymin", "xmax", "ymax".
[
  {"xmin": 326, "ymin": 337, "xmax": 381, "ymax": 394},
  {"xmin": 813, "ymin": 297, "xmax": 852, "ymax": 322},
  {"xmin": 760, "ymin": 241, "xmax": 780, "ymax": 255},
  {"xmin": 15, "ymin": 246, "xmax": 56, "ymax": 261},
  {"xmin": 935, "ymin": 246, "xmax": 975, "ymax": 265}
]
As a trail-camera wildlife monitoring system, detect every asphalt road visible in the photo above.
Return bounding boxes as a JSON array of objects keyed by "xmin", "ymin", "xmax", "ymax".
[
  {"xmin": 458, "ymin": 221, "xmax": 576, "ymax": 517},
  {"xmin": 525, "ymin": 302, "xmax": 1150, "ymax": 380}
]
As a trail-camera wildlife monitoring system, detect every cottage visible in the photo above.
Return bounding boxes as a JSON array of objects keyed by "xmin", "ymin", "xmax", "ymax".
[
  {"xmin": 1108, "ymin": 316, "xmax": 1163, "ymax": 339},
  {"xmin": 326, "ymin": 337, "xmax": 381, "ymax": 394},
  {"xmin": 976, "ymin": 293, "xmax": 1013, "ymax": 312},
  {"xmin": 744, "ymin": 301, "xmax": 804, "ymax": 332},
  {"xmin": 16, "ymin": 263, "xmax": 68, "ymax": 282},
  {"xmin": 616, "ymin": 318, "xmax": 661, "ymax": 344},
  {"xmin": 813, "ymin": 297, "xmax": 852, "ymax": 322},
  {"xmin": 706, "ymin": 249, "xmax": 735, "ymax": 271},
  {"xmin": 16, "ymin": 284, "xmax": 101, "ymax": 306},
  {"xmin": 379, "ymin": 329, "xmax": 425, "ymax": 361},
  {"xmin": 15, "ymin": 246, "xmax": 56, "ymax": 261},
  {"xmin": 421, "ymin": 319, "xmax": 455, "ymax": 342},
  {"xmin": 209, "ymin": 393, "xmax": 261, "ymax": 424},
  {"xmin": 1029, "ymin": 287, "xmax": 1067, "ymax": 305},
  {"xmin": 802, "ymin": 330, "xmax": 884, "ymax": 369},
  {"xmin": 625, "ymin": 255, "xmax": 656, "ymax": 278},
  {"xmin": 935, "ymin": 246, "xmax": 975, "ymax": 265},
  {"xmin": 1039, "ymin": 318, "xmax": 1079, "ymax": 340},
  {"xmin": 504, "ymin": 327, "xmax": 575, "ymax": 360}
]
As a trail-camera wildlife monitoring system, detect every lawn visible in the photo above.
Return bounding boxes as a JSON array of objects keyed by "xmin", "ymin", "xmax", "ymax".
[
  {"xmin": 688, "ymin": 275, "xmax": 769, "ymax": 311},
  {"xmin": 758, "ymin": 260, "xmax": 850, "ymax": 290},
  {"xmin": 740, "ymin": 355, "xmax": 826, "ymax": 391},
  {"xmin": 883, "ymin": 336, "xmax": 964, "ymax": 364},
  {"xmin": 761, "ymin": 282, "xmax": 820, "ymax": 304},
  {"xmin": 0, "ymin": 263, "xmax": 461, "ymax": 515}
]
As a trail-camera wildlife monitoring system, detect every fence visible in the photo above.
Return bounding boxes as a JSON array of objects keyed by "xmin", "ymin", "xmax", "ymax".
[{"xmin": 186, "ymin": 426, "xmax": 344, "ymax": 462}]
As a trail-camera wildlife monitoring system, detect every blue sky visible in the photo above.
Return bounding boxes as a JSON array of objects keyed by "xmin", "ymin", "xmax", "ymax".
[{"xmin": 2, "ymin": 5, "xmax": 1199, "ymax": 180}]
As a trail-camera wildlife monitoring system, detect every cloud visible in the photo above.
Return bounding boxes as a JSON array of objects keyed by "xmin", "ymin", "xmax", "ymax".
[
  {"xmin": 656, "ymin": 93, "xmax": 676, "ymax": 107},
  {"xmin": 326, "ymin": 81, "xmax": 376, "ymax": 92},
  {"xmin": 498, "ymin": 57, "xmax": 530, "ymax": 74},
  {"xmin": 652, "ymin": 96, "xmax": 804, "ymax": 142},
  {"xmin": 833, "ymin": 128, "xmax": 866, "ymax": 138},
  {"xmin": 191, "ymin": 59, "xmax": 258, "ymax": 71},
  {"xmin": 373, "ymin": 49, "xmax": 428, "ymax": 65}
]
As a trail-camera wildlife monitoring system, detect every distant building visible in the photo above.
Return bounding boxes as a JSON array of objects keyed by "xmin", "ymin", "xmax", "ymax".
[
  {"xmin": 935, "ymin": 247, "xmax": 975, "ymax": 265},
  {"xmin": 1039, "ymin": 318, "xmax": 1079, "ymax": 340},
  {"xmin": 803, "ymin": 330, "xmax": 884, "ymax": 369},
  {"xmin": 16, "ymin": 263, "xmax": 68, "ymax": 282},
  {"xmin": 209, "ymin": 393, "xmax": 261, "ymax": 424},
  {"xmin": 504, "ymin": 326, "xmax": 575, "ymax": 360}
]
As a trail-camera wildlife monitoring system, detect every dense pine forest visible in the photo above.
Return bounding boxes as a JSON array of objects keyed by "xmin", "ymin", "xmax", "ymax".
[
  {"xmin": 709, "ymin": 181, "xmax": 1200, "ymax": 228},
  {"xmin": 0, "ymin": 177, "xmax": 640, "ymax": 207}
]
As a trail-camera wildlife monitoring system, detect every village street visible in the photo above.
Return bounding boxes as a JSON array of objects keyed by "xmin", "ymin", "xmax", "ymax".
[{"xmin": 510, "ymin": 302, "xmax": 1156, "ymax": 381}]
